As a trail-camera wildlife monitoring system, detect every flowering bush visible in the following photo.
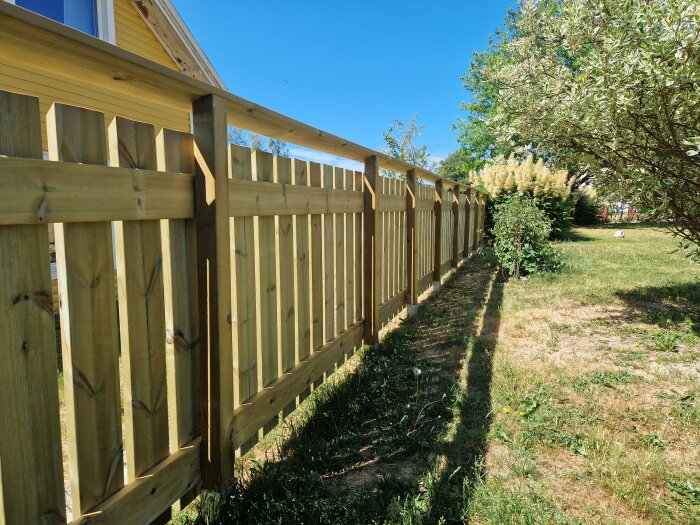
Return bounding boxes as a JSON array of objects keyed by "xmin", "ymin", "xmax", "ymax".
[
  {"xmin": 492, "ymin": 194, "xmax": 564, "ymax": 279},
  {"xmin": 474, "ymin": 155, "xmax": 574, "ymax": 238},
  {"xmin": 478, "ymin": 155, "xmax": 571, "ymax": 199}
]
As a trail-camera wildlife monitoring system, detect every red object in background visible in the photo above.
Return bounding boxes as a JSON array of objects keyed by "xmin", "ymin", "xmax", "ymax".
[{"xmin": 599, "ymin": 206, "xmax": 609, "ymax": 221}]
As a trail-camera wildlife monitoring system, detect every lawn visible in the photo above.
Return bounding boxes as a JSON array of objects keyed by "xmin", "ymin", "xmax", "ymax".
[{"xmin": 186, "ymin": 224, "xmax": 700, "ymax": 525}]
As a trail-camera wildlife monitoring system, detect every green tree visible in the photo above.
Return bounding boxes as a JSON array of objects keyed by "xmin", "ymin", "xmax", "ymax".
[
  {"xmin": 228, "ymin": 126, "xmax": 290, "ymax": 157},
  {"xmin": 469, "ymin": 0, "xmax": 700, "ymax": 258},
  {"xmin": 382, "ymin": 114, "xmax": 437, "ymax": 173}
]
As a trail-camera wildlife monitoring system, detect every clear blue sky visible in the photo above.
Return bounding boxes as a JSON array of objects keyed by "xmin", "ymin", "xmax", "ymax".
[{"xmin": 172, "ymin": 0, "xmax": 515, "ymax": 167}]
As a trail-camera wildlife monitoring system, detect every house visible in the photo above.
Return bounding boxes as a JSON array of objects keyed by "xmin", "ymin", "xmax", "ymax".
[{"xmin": 0, "ymin": 0, "xmax": 224, "ymax": 149}]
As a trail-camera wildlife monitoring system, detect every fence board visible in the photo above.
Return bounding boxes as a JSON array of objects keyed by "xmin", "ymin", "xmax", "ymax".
[
  {"xmin": 275, "ymin": 156, "xmax": 296, "ymax": 375},
  {"xmin": 250, "ymin": 150, "xmax": 279, "ymax": 434},
  {"xmin": 0, "ymin": 90, "xmax": 65, "ymax": 524},
  {"xmin": 230, "ymin": 145, "xmax": 258, "ymax": 410},
  {"xmin": 293, "ymin": 160, "xmax": 312, "ymax": 401},
  {"xmin": 354, "ymin": 171, "xmax": 363, "ymax": 324},
  {"xmin": 322, "ymin": 165, "xmax": 335, "ymax": 345},
  {"xmin": 345, "ymin": 169, "xmax": 355, "ymax": 329},
  {"xmin": 228, "ymin": 179, "xmax": 362, "ymax": 217},
  {"xmin": 0, "ymin": 157, "xmax": 194, "ymax": 225},
  {"xmin": 309, "ymin": 162, "xmax": 325, "ymax": 389},
  {"xmin": 157, "ymin": 128, "xmax": 199, "ymax": 509},
  {"xmin": 231, "ymin": 322, "xmax": 363, "ymax": 449},
  {"xmin": 110, "ymin": 117, "xmax": 169, "ymax": 492},
  {"xmin": 463, "ymin": 189, "xmax": 472, "ymax": 259},
  {"xmin": 67, "ymin": 439, "xmax": 201, "ymax": 525},
  {"xmin": 48, "ymin": 102, "xmax": 123, "ymax": 517},
  {"xmin": 334, "ymin": 167, "xmax": 346, "ymax": 337}
]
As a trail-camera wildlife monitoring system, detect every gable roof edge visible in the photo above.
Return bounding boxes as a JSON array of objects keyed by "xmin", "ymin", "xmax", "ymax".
[{"xmin": 131, "ymin": 0, "xmax": 226, "ymax": 89}]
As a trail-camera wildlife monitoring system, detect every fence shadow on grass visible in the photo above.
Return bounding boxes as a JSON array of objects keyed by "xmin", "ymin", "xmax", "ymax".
[
  {"xmin": 194, "ymin": 254, "xmax": 501, "ymax": 525},
  {"xmin": 423, "ymin": 265, "xmax": 503, "ymax": 523}
]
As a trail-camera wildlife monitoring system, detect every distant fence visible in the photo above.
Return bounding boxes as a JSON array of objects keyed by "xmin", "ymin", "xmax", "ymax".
[{"xmin": 0, "ymin": 5, "xmax": 486, "ymax": 525}]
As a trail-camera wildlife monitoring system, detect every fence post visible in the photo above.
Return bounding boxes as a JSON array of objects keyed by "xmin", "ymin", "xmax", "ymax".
[
  {"xmin": 432, "ymin": 178, "xmax": 443, "ymax": 290},
  {"xmin": 192, "ymin": 94, "xmax": 234, "ymax": 487},
  {"xmin": 363, "ymin": 156, "xmax": 379, "ymax": 345},
  {"xmin": 451, "ymin": 183, "xmax": 460, "ymax": 268},
  {"xmin": 405, "ymin": 169, "xmax": 418, "ymax": 316},
  {"xmin": 463, "ymin": 187, "xmax": 472, "ymax": 260}
]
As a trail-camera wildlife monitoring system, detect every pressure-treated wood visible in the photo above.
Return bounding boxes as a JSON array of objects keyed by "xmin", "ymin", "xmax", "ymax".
[
  {"xmin": 472, "ymin": 191, "xmax": 480, "ymax": 254},
  {"xmin": 463, "ymin": 188, "xmax": 472, "ymax": 259},
  {"xmin": 0, "ymin": 90, "xmax": 65, "ymax": 524},
  {"xmin": 354, "ymin": 171, "xmax": 363, "ymax": 325},
  {"xmin": 274, "ymin": 155, "xmax": 296, "ymax": 417},
  {"xmin": 0, "ymin": 155, "xmax": 193, "ymax": 225},
  {"xmin": 363, "ymin": 157, "xmax": 379, "ymax": 344},
  {"xmin": 48, "ymin": 103, "xmax": 123, "ymax": 517},
  {"xmin": 451, "ymin": 184, "xmax": 460, "ymax": 268},
  {"xmin": 230, "ymin": 145, "xmax": 258, "ymax": 409},
  {"xmin": 432, "ymin": 179, "xmax": 444, "ymax": 283},
  {"xmin": 334, "ymin": 167, "xmax": 346, "ymax": 337},
  {"xmin": 478, "ymin": 192, "xmax": 486, "ymax": 248},
  {"xmin": 157, "ymin": 128, "xmax": 200, "ymax": 510},
  {"xmin": 67, "ymin": 439, "xmax": 201, "ymax": 525},
  {"xmin": 231, "ymin": 322, "xmax": 363, "ymax": 448},
  {"xmin": 252, "ymin": 151, "xmax": 278, "ymax": 389},
  {"xmin": 309, "ymin": 163, "xmax": 324, "ymax": 353},
  {"xmin": 406, "ymin": 169, "xmax": 418, "ymax": 305},
  {"xmin": 322, "ymin": 165, "xmax": 336, "ymax": 344},
  {"xmin": 345, "ymin": 169, "xmax": 355, "ymax": 329},
  {"xmin": 228, "ymin": 179, "xmax": 362, "ymax": 217},
  {"xmin": 293, "ymin": 159, "xmax": 312, "ymax": 362},
  {"xmin": 110, "ymin": 117, "xmax": 170, "ymax": 498},
  {"xmin": 192, "ymin": 94, "xmax": 234, "ymax": 486}
]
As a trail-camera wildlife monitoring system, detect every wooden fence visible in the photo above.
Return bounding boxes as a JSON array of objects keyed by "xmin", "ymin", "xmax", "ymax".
[{"xmin": 0, "ymin": 5, "xmax": 486, "ymax": 525}]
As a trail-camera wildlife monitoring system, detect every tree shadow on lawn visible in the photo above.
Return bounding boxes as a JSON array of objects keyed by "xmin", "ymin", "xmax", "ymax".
[
  {"xmin": 558, "ymin": 229, "xmax": 595, "ymax": 242},
  {"xmin": 615, "ymin": 280, "xmax": 700, "ymax": 337},
  {"xmin": 193, "ymin": 254, "xmax": 502, "ymax": 525}
]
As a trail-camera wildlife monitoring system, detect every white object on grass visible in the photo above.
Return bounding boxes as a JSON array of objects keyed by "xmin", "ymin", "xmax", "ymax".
[{"xmin": 614, "ymin": 230, "xmax": 625, "ymax": 238}]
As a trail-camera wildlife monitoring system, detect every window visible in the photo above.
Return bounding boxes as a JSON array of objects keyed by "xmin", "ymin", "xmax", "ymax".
[
  {"xmin": 13, "ymin": 0, "xmax": 114, "ymax": 42},
  {"xmin": 17, "ymin": 0, "xmax": 96, "ymax": 35}
]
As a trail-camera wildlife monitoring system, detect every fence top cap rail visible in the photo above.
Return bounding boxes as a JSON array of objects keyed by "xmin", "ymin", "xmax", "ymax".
[{"xmin": 0, "ymin": 2, "xmax": 473, "ymax": 190}]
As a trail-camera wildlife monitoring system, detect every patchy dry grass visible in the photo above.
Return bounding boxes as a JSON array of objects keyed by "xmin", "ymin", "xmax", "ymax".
[{"xmin": 187, "ymin": 225, "xmax": 699, "ymax": 525}]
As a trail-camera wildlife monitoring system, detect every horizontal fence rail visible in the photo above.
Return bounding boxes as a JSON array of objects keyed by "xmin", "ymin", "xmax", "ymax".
[{"xmin": 0, "ymin": 4, "xmax": 487, "ymax": 525}]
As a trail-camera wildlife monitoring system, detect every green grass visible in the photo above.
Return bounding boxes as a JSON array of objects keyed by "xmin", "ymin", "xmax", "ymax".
[{"xmin": 185, "ymin": 225, "xmax": 700, "ymax": 525}]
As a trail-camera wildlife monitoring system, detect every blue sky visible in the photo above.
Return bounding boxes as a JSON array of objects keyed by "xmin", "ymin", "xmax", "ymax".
[{"xmin": 172, "ymin": 0, "xmax": 515, "ymax": 168}]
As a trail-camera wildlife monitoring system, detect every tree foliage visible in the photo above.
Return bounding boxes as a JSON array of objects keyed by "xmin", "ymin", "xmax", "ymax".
[
  {"xmin": 382, "ymin": 114, "xmax": 437, "ymax": 173},
  {"xmin": 227, "ymin": 126, "xmax": 290, "ymax": 157},
  {"xmin": 466, "ymin": 0, "xmax": 700, "ymax": 257}
]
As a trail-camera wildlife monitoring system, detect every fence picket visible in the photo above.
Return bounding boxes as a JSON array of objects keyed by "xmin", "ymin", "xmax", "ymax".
[
  {"xmin": 293, "ymin": 159, "xmax": 312, "ymax": 401},
  {"xmin": 48, "ymin": 102, "xmax": 123, "ymax": 517},
  {"xmin": 0, "ymin": 90, "xmax": 65, "ymax": 524},
  {"xmin": 157, "ymin": 128, "xmax": 200, "ymax": 508}
]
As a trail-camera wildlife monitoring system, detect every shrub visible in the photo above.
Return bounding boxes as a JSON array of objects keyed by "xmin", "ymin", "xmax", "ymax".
[
  {"xmin": 492, "ymin": 194, "xmax": 564, "ymax": 279},
  {"xmin": 573, "ymin": 186, "xmax": 601, "ymax": 226},
  {"xmin": 474, "ymin": 156, "xmax": 574, "ymax": 238}
]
